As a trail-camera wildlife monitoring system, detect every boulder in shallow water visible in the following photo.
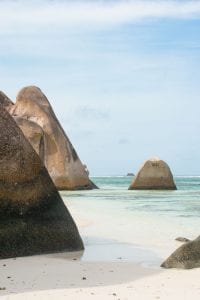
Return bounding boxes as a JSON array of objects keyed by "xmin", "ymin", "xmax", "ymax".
[
  {"xmin": 0, "ymin": 104, "xmax": 84, "ymax": 259},
  {"xmin": 161, "ymin": 236, "xmax": 200, "ymax": 269},
  {"xmin": 9, "ymin": 86, "xmax": 97, "ymax": 190},
  {"xmin": 128, "ymin": 157, "xmax": 176, "ymax": 190}
]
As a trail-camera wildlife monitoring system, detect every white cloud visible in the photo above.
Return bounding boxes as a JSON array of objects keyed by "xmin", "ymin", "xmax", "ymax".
[{"xmin": 1, "ymin": 0, "xmax": 200, "ymax": 33}]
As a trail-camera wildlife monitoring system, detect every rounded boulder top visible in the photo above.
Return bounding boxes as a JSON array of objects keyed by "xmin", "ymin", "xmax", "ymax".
[
  {"xmin": 16, "ymin": 86, "xmax": 50, "ymax": 106},
  {"xmin": 129, "ymin": 157, "xmax": 177, "ymax": 190}
]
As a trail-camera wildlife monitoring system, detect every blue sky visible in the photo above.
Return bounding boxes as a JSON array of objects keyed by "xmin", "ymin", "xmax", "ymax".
[{"xmin": 1, "ymin": 0, "xmax": 200, "ymax": 175}]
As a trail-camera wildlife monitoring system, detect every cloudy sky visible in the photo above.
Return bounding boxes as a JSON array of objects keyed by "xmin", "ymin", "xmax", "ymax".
[{"xmin": 1, "ymin": 0, "xmax": 200, "ymax": 175}]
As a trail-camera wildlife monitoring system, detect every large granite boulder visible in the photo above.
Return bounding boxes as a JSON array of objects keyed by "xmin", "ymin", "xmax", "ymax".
[
  {"xmin": 129, "ymin": 157, "xmax": 176, "ymax": 190},
  {"xmin": 0, "ymin": 104, "xmax": 84, "ymax": 259},
  {"xmin": 161, "ymin": 236, "xmax": 200, "ymax": 269},
  {"xmin": 9, "ymin": 86, "xmax": 97, "ymax": 190}
]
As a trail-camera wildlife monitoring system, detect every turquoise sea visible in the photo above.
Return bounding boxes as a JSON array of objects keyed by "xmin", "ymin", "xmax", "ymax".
[
  {"xmin": 62, "ymin": 176, "xmax": 200, "ymax": 266},
  {"xmin": 91, "ymin": 176, "xmax": 200, "ymax": 218}
]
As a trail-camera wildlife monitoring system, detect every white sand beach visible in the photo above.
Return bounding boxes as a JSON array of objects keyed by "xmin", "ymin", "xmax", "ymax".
[{"xmin": 1, "ymin": 189, "xmax": 200, "ymax": 300}]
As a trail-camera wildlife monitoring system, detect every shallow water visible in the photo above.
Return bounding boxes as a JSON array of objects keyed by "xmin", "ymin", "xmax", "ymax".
[
  {"xmin": 63, "ymin": 176, "xmax": 200, "ymax": 219},
  {"xmin": 61, "ymin": 176, "xmax": 200, "ymax": 266}
]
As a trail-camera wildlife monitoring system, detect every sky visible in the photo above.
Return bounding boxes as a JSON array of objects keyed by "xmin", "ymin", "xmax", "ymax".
[{"xmin": 1, "ymin": 0, "xmax": 200, "ymax": 175}]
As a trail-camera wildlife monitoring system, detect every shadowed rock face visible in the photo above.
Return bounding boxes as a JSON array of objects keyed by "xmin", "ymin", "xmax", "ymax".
[
  {"xmin": 9, "ymin": 86, "xmax": 97, "ymax": 190},
  {"xmin": 161, "ymin": 236, "xmax": 200, "ymax": 269},
  {"xmin": 0, "ymin": 104, "xmax": 84, "ymax": 259},
  {"xmin": 129, "ymin": 157, "xmax": 176, "ymax": 190},
  {"xmin": 14, "ymin": 116, "xmax": 45, "ymax": 162}
]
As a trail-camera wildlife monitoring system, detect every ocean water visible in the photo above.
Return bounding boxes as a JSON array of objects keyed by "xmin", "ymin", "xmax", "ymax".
[
  {"xmin": 91, "ymin": 176, "xmax": 200, "ymax": 218},
  {"xmin": 61, "ymin": 176, "xmax": 200, "ymax": 266}
]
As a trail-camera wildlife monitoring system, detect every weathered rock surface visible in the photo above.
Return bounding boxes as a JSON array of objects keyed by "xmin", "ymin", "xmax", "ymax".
[
  {"xmin": 129, "ymin": 157, "xmax": 176, "ymax": 190},
  {"xmin": 0, "ymin": 104, "xmax": 84, "ymax": 259},
  {"xmin": 161, "ymin": 236, "xmax": 200, "ymax": 269},
  {"xmin": 0, "ymin": 91, "xmax": 14, "ymax": 110},
  {"xmin": 9, "ymin": 86, "xmax": 97, "ymax": 190}
]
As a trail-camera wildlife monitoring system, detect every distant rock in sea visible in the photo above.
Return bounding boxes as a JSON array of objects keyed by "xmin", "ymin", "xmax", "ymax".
[
  {"xmin": 9, "ymin": 86, "xmax": 98, "ymax": 190},
  {"xmin": 127, "ymin": 173, "xmax": 134, "ymax": 176},
  {"xmin": 161, "ymin": 236, "xmax": 200, "ymax": 269},
  {"xmin": 0, "ymin": 104, "xmax": 84, "ymax": 259},
  {"xmin": 128, "ymin": 157, "xmax": 176, "ymax": 190},
  {"xmin": 175, "ymin": 237, "xmax": 191, "ymax": 243}
]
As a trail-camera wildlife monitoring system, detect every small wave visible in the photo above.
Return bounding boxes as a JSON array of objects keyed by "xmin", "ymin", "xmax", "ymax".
[{"xmin": 178, "ymin": 214, "xmax": 195, "ymax": 218}]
